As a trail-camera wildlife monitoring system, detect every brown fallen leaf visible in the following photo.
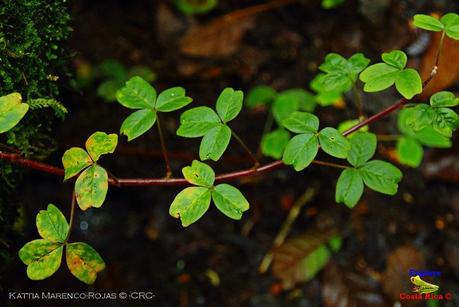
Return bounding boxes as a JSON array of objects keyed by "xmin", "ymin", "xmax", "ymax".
[
  {"xmin": 271, "ymin": 228, "xmax": 341, "ymax": 290},
  {"xmin": 418, "ymin": 32, "xmax": 459, "ymax": 100},
  {"xmin": 382, "ymin": 244, "xmax": 425, "ymax": 302},
  {"xmin": 179, "ymin": 16, "xmax": 255, "ymax": 57}
]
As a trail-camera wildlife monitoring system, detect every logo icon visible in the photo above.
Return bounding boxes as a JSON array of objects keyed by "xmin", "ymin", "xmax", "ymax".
[{"xmin": 410, "ymin": 275, "xmax": 439, "ymax": 294}]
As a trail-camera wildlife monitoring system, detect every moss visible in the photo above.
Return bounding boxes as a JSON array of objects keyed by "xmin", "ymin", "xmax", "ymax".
[{"xmin": 0, "ymin": 0, "xmax": 71, "ymax": 285}]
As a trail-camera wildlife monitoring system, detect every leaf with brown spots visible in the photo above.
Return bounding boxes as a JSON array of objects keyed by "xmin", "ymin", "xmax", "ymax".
[
  {"xmin": 75, "ymin": 164, "xmax": 109, "ymax": 210},
  {"xmin": 36, "ymin": 204, "xmax": 69, "ymax": 243},
  {"xmin": 66, "ymin": 242, "xmax": 105, "ymax": 284},
  {"xmin": 18, "ymin": 239, "xmax": 63, "ymax": 280},
  {"xmin": 85, "ymin": 131, "xmax": 118, "ymax": 162}
]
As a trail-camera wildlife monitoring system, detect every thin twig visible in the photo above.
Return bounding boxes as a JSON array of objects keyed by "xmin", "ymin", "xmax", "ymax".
[
  {"xmin": 231, "ymin": 130, "xmax": 259, "ymax": 167},
  {"xmin": 312, "ymin": 160, "xmax": 348, "ymax": 169},
  {"xmin": 258, "ymin": 187, "xmax": 317, "ymax": 273},
  {"xmin": 156, "ymin": 114, "xmax": 172, "ymax": 178},
  {"xmin": 65, "ymin": 192, "xmax": 76, "ymax": 242}
]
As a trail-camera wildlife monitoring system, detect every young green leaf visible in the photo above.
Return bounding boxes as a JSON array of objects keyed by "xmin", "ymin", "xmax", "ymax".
[
  {"xmin": 182, "ymin": 160, "xmax": 215, "ymax": 187},
  {"xmin": 216, "ymin": 88, "xmax": 243, "ymax": 123},
  {"xmin": 281, "ymin": 111, "xmax": 319, "ymax": 134},
  {"xmin": 347, "ymin": 132, "xmax": 377, "ymax": 167},
  {"xmin": 155, "ymin": 87, "xmax": 193, "ymax": 112},
  {"xmin": 430, "ymin": 91, "xmax": 458, "ymax": 108},
  {"xmin": 36, "ymin": 204, "xmax": 69, "ymax": 243},
  {"xmin": 169, "ymin": 187, "xmax": 212, "ymax": 227},
  {"xmin": 335, "ymin": 168, "xmax": 364, "ymax": 208},
  {"xmin": 212, "ymin": 184, "xmax": 250, "ymax": 220},
  {"xmin": 318, "ymin": 53, "xmax": 370, "ymax": 92},
  {"xmin": 282, "ymin": 133, "xmax": 319, "ymax": 171},
  {"xmin": 18, "ymin": 239, "xmax": 63, "ymax": 280},
  {"xmin": 359, "ymin": 160, "xmax": 402, "ymax": 195},
  {"xmin": 62, "ymin": 147, "xmax": 93, "ymax": 180},
  {"xmin": 177, "ymin": 106, "xmax": 221, "ymax": 137},
  {"xmin": 245, "ymin": 85, "xmax": 277, "ymax": 108},
  {"xmin": 414, "ymin": 127, "xmax": 451, "ymax": 148},
  {"xmin": 441, "ymin": 13, "xmax": 459, "ymax": 40},
  {"xmin": 75, "ymin": 164, "xmax": 109, "ymax": 210},
  {"xmin": 394, "ymin": 68, "xmax": 422, "ymax": 99},
  {"xmin": 310, "ymin": 74, "xmax": 343, "ymax": 106},
  {"xmin": 397, "ymin": 137, "xmax": 423, "ymax": 168},
  {"xmin": 261, "ymin": 129, "xmax": 290, "ymax": 159},
  {"xmin": 318, "ymin": 127, "xmax": 350, "ymax": 159},
  {"xmin": 85, "ymin": 132, "xmax": 118, "ymax": 162},
  {"xmin": 360, "ymin": 51, "xmax": 422, "ymax": 99},
  {"xmin": 338, "ymin": 118, "xmax": 368, "ymax": 137},
  {"xmin": 272, "ymin": 89, "xmax": 316, "ymax": 124},
  {"xmin": 433, "ymin": 108, "xmax": 459, "ymax": 137},
  {"xmin": 199, "ymin": 124, "xmax": 231, "ymax": 161},
  {"xmin": 116, "ymin": 76, "xmax": 156, "ymax": 109},
  {"xmin": 66, "ymin": 242, "xmax": 105, "ymax": 285},
  {"xmin": 359, "ymin": 63, "xmax": 399, "ymax": 92},
  {"xmin": 382, "ymin": 50, "xmax": 407, "ymax": 70},
  {"xmin": 413, "ymin": 14, "xmax": 444, "ymax": 32},
  {"xmin": 120, "ymin": 109, "xmax": 157, "ymax": 141},
  {"xmin": 0, "ymin": 92, "xmax": 29, "ymax": 134}
]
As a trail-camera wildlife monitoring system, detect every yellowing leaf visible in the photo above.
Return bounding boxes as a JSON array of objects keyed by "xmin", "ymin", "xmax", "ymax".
[
  {"xmin": 19, "ymin": 239, "xmax": 63, "ymax": 280},
  {"xmin": 75, "ymin": 164, "xmax": 109, "ymax": 210},
  {"xmin": 66, "ymin": 242, "xmax": 105, "ymax": 285}
]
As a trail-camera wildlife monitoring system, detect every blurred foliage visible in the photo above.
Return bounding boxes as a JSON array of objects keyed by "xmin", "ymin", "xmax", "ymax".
[
  {"xmin": 0, "ymin": 0, "xmax": 70, "ymax": 287},
  {"xmin": 174, "ymin": 0, "xmax": 218, "ymax": 15}
]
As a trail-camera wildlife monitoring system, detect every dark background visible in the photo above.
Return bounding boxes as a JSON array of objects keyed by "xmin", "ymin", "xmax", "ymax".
[{"xmin": 2, "ymin": 0, "xmax": 459, "ymax": 306}]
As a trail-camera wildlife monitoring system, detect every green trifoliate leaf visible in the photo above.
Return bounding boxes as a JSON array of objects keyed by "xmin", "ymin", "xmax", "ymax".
[
  {"xmin": 216, "ymin": 88, "xmax": 243, "ymax": 123},
  {"xmin": 441, "ymin": 13, "xmax": 459, "ymax": 40},
  {"xmin": 212, "ymin": 184, "xmax": 250, "ymax": 220},
  {"xmin": 272, "ymin": 89, "xmax": 316, "ymax": 124},
  {"xmin": 413, "ymin": 14, "xmax": 444, "ymax": 32},
  {"xmin": 66, "ymin": 242, "xmax": 105, "ymax": 285},
  {"xmin": 62, "ymin": 147, "xmax": 93, "ymax": 180},
  {"xmin": 170, "ymin": 187, "xmax": 212, "ymax": 227},
  {"xmin": 414, "ymin": 127, "xmax": 451, "ymax": 148},
  {"xmin": 382, "ymin": 50, "xmax": 407, "ymax": 69},
  {"xmin": 318, "ymin": 127, "xmax": 350, "ymax": 159},
  {"xmin": 310, "ymin": 74, "xmax": 343, "ymax": 106},
  {"xmin": 199, "ymin": 124, "xmax": 231, "ymax": 161},
  {"xmin": 65, "ymin": 242, "xmax": 105, "ymax": 285},
  {"xmin": 360, "ymin": 51, "xmax": 422, "ymax": 99},
  {"xmin": 19, "ymin": 239, "xmax": 63, "ymax": 280},
  {"xmin": 359, "ymin": 160, "xmax": 402, "ymax": 195},
  {"xmin": 347, "ymin": 132, "xmax": 377, "ymax": 167},
  {"xmin": 0, "ymin": 92, "xmax": 29, "ymax": 134},
  {"xmin": 396, "ymin": 137, "xmax": 423, "ymax": 168},
  {"xmin": 155, "ymin": 87, "xmax": 193, "ymax": 112},
  {"xmin": 75, "ymin": 164, "xmax": 109, "ymax": 210},
  {"xmin": 116, "ymin": 76, "xmax": 156, "ymax": 109},
  {"xmin": 36, "ymin": 204, "xmax": 69, "ymax": 243},
  {"xmin": 359, "ymin": 63, "xmax": 399, "ymax": 92},
  {"xmin": 97, "ymin": 79, "xmax": 123, "ymax": 102},
  {"xmin": 318, "ymin": 53, "xmax": 370, "ymax": 92},
  {"xmin": 394, "ymin": 69, "xmax": 422, "ymax": 99},
  {"xmin": 433, "ymin": 108, "xmax": 459, "ymax": 137},
  {"xmin": 430, "ymin": 91, "xmax": 458, "ymax": 108},
  {"xmin": 335, "ymin": 168, "xmax": 364, "ymax": 208},
  {"xmin": 177, "ymin": 106, "xmax": 221, "ymax": 137},
  {"xmin": 85, "ymin": 132, "xmax": 118, "ymax": 162},
  {"xmin": 182, "ymin": 160, "xmax": 215, "ymax": 187},
  {"xmin": 282, "ymin": 111, "xmax": 319, "ymax": 134},
  {"xmin": 245, "ymin": 85, "xmax": 277, "ymax": 108},
  {"xmin": 282, "ymin": 133, "xmax": 319, "ymax": 171},
  {"xmin": 120, "ymin": 109, "xmax": 157, "ymax": 141},
  {"xmin": 261, "ymin": 129, "xmax": 290, "ymax": 159}
]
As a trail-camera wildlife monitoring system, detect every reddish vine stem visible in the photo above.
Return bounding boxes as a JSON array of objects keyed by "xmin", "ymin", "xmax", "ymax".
[{"xmin": 0, "ymin": 37, "xmax": 443, "ymax": 187}]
